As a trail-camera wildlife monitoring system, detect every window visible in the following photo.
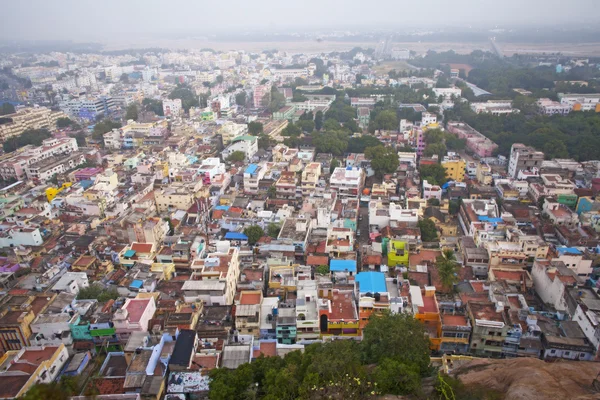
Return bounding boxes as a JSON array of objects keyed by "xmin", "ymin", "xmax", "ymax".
[
  {"xmin": 564, "ymin": 351, "xmax": 570, "ymax": 356},
  {"xmin": 551, "ymin": 350, "xmax": 556, "ymax": 354}
]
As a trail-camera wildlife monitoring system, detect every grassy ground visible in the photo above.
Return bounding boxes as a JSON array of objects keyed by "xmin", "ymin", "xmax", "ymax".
[{"xmin": 372, "ymin": 60, "xmax": 414, "ymax": 74}]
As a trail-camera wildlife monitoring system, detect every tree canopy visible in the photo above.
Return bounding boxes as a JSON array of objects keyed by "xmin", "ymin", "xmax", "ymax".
[
  {"xmin": 0, "ymin": 102, "xmax": 15, "ymax": 116},
  {"xmin": 77, "ymin": 283, "xmax": 119, "ymax": 302},
  {"xmin": 436, "ymin": 249, "xmax": 459, "ymax": 291},
  {"xmin": 365, "ymin": 145, "xmax": 399, "ymax": 177},
  {"xmin": 92, "ymin": 119, "xmax": 121, "ymax": 142},
  {"xmin": 235, "ymin": 91, "xmax": 247, "ymax": 106},
  {"xmin": 248, "ymin": 121, "xmax": 264, "ymax": 135},
  {"xmin": 243, "ymin": 225, "xmax": 265, "ymax": 245},
  {"xmin": 142, "ymin": 98, "xmax": 164, "ymax": 116},
  {"xmin": 227, "ymin": 151, "xmax": 246, "ymax": 163},
  {"xmin": 169, "ymin": 85, "xmax": 199, "ymax": 112},
  {"xmin": 3, "ymin": 128, "xmax": 52, "ymax": 153},
  {"xmin": 420, "ymin": 164, "xmax": 447, "ymax": 186},
  {"xmin": 125, "ymin": 104, "xmax": 139, "ymax": 121},
  {"xmin": 418, "ymin": 218, "xmax": 438, "ymax": 242},
  {"xmin": 208, "ymin": 312, "xmax": 431, "ymax": 400}
]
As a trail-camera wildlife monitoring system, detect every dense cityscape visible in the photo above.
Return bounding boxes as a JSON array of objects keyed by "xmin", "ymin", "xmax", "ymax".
[{"xmin": 2, "ymin": 4, "xmax": 600, "ymax": 399}]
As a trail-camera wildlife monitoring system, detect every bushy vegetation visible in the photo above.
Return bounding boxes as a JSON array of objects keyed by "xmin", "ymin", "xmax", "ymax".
[
  {"xmin": 77, "ymin": 283, "xmax": 119, "ymax": 302},
  {"xmin": 208, "ymin": 312, "xmax": 432, "ymax": 400},
  {"xmin": 3, "ymin": 128, "xmax": 52, "ymax": 152}
]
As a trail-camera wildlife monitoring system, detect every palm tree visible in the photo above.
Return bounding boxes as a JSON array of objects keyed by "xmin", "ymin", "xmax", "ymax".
[{"xmin": 436, "ymin": 249, "xmax": 459, "ymax": 291}]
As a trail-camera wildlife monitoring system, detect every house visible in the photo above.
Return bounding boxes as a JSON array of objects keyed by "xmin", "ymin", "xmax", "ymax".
[
  {"xmin": 169, "ymin": 329, "xmax": 198, "ymax": 371},
  {"xmin": 424, "ymin": 206, "xmax": 457, "ymax": 237},
  {"xmin": 387, "ymin": 240, "xmax": 409, "ymax": 267},
  {"xmin": 0, "ymin": 344, "xmax": 69, "ymax": 399},
  {"xmin": 113, "ymin": 297, "xmax": 157, "ymax": 341},
  {"xmin": 222, "ymin": 135, "xmax": 258, "ymax": 161},
  {"xmin": 532, "ymin": 260, "xmax": 580, "ymax": 312}
]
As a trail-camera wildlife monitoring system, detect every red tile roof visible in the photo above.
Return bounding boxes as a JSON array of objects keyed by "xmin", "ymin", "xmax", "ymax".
[
  {"xmin": 125, "ymin": 299, "xmax": 152, "ymax": 323},
  {"xmin": 131, "ymin": 243, "xmax": 153, "ymax": 253}
]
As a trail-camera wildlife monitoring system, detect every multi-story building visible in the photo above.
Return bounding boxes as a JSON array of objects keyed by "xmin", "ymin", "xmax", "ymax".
[
  {"xmin": 446, "ymin": 122, "xmax": 498, "ymax": 158},
  {"xmin": 0, "ymin": 106, "xmax": 66, "ymax": 141},
  {"xmin": 318, "ymin": 287, "xmax": 360, "ymax": 339},
  {"xmin": 441, "ymin": 155, "xmax": 466, "ymax": 182},
  {"xmin": 25, "ymin": 152, "xmax": 86, "ymax": 183},
  {"xmin": 219, "ymin": 121, "xmax": 248, "ymax": 145},
  {"xmin": 296, "ymin": 280, "xmax": 320, "ymax": 341},
  {"xmin": 330, "ymin": 167, "xmax": 364, "ymax": 197},
  {"xmin": 60, "ymin": 96, "xmax": 116, "ymax": 120},
  {"xmin": 253, "ymin": 84, "xmax": 271, "ymax": 108},
  {"xmin": 155, "ymin": 187, "xmax": 195, "ymax": 213},
  {"xmin": 470, "ymin": 100, "xmax": 519, "ymax": 115},
  {"xmin": 301, "ymin": 162, "xmax": 321, "ymax": 195},
  {"xmin": 0, "ymin": 344, "xmax": 69, "ymax": 399},
  {"xmin": 432, "ymin": 87, "xmax": 462, "ymax": 99},
  {"xmin": 112, "ymin": 296, "xmax": 157, "ymax": 342},
  {"xmin": 243, "ymin": 163, "xmax": 267, "ymax": 194},
  {"xmin": 466, "ymin": 301, "xmax": 510, "ymax": 357},
  {"xmin": 222, "ymin": 135, "xmax": 258, "ymax": 161},
  {"xmin": 536, "ymin": 98, "xmax": 571, "ymax": 115},
  {"xmin": 0, "ymin": 137, "xmax": 78, "ymax": 181},
  {"xmin": 558, "ymin": 93, "xmax": 600, "ymax": 112},
  {"xmin": 0, "ymin": 309, "xmax": 36, "ymax": 353},
  {"xmin": 508, "ymin": 143, "xmax": 544, "ymax": 178},
  {"xmin": 163, "ymin": 98, "xmax": 183, "ymax": 118}
]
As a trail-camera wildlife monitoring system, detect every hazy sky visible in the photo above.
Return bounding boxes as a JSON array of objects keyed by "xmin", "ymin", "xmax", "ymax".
[{"xmin": 2, "ymin": 0, "xmax": 599, "ymax": 42}]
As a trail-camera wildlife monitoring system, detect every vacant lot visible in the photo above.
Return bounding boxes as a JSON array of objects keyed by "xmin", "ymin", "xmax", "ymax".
[{"xmin": 372, "ymin": 60, "xmax": 414, "ymax": 74}]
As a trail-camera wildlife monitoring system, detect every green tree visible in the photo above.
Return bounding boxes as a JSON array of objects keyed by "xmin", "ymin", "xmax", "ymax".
[
  {"xmin": 92, "ymin": 119, "xmax": 121, "ymax": 142},
  {"xmin": 373, "ymin": 359, "xmax": 421, "ymax": 396},
  {"xmin": 235, "ymin": 91, "xmax": 247, "ymax": 106},
  {"xmin": 3, "ymin": 128, "xmax": 52, "ymax": 153},
  {"xmin": 248, "ymin": 121, "xmax": 263, "ymax": 135},
  {"xmin": 19, "ymin": 383, "xmax": 68, "ymax": 400},
  {"xmin": 257, "ymin": 135, "xmax": 271, "ymax": 150},
  {"xmin": 420, "ymin": 164, "xmax": 447, "ymax": 185},
  {"xmin": 449, "ymin": 199, "xmax": 460, "ymax": 215},
  {"xmin": 344, "ymin": 118, "xmax": 361, "ymax": 133},
  {"xmin": 169, "ymin": 85, "xmax": 200, "ymax": 112},
  {"xmin": 373, "ymin": 110, "xmax": 398, "ymax": 131},
  {"xmin": 56, "ymin": 117, "xmax": 73, "ymax": 128},
  {"xmin": 315, "ymin": 265, "xmax": 330, "ymax": 275},
  {"xmin": 267, "ymin": 223, "xmax": 281, "ymax": 238},
  {"xmin": 347, "ymin": 135, "xmax": 381, "ymax": 153},
  {"xmin": 125, "ymin": 104, "xmax": 139, "ymax": 121},
  {"xmin": 330, "ymin": 158, "xmax": 340, "ymax": 173},
  {"xmin": 142, "ymin": 98, "xmax": 164, "ymax": 116},
  {"xmin": 119, "ymin": 73, "xmax": 129, "ymax": 83},
  {"xmin": 418, "ymin": 218, "xmax": 438, "ymax": 242},
  {"xmin": 313, "ymin": 132, "xmax": 349, "ymax": 155},
  {"xmin": 267, "ymin": 185, "xmax": 276, "ymax": 198},
  {"xmin": 243, "ymin": 225, "xmax": 265, "ymax": 245},
  {"xmin": 282, "ymin": 123, "xmax": 301, "ymax": 137},
  {"xmin": 323, "ymin": 118, "xmax": 342, "ymax": 131},
  {"xmin": 0, "ymin": 102, "xmax": 16, "ymax": 116},
  {"xmin": 424, "ymin": 142, "xmax": 447, "ymax": 158},
  {"xmin": 77, "ymin": 284, "xmax": 119, "ymax": 302},
  {"xmin": 361, "ymin": 311, "xmax": 431, "ymax": 376},
  {"xmin": 436, "ymin": 249, "xmax": 459, "ymax": 291},
  {"xmin": 269, "ymin": 87, "xmax": 286, "ymax": 112},
  {"xmin": 227, "ymin": 151, "xmax": 246, "ymax": 163},
  {"xmin": 365, "ymin": 145, "xmax": 399, "ymax": 177},
  {"xmin": 314, "ymin": 110, "xmax": 324, "ymax": 130},
  {"xmin": 297, "ymin": 119, "xmax": 315, "ymax": 133}
]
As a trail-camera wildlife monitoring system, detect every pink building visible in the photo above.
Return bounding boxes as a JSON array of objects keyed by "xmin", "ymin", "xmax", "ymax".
[
  {"xmin": 73, "ymin": 167, "xmax": 104, "ymax": 182},
  {"xmin": 253, "ymin": 85, "xmax": 271, "ymax": 108},
  {"xmin": 446, "ymin": 121, "xmax": 498, "ymax": 158},
  {"xmin": 113, "ymin": 297, "xmax": 156, "ymax": 341}
]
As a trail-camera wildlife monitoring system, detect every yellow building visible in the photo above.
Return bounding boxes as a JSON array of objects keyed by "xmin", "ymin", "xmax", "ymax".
[
  {"xmin": 0, "ymin": 309, "xmax": 36, "ymax": 353},
  {"xmin": 414, "ymin": 286, "xmax": 442, "ymax": 351},
  {"xmin": 441, "ymin": 158, "xmax": 466, "ymax": 182},
  {"xmin": 151, "ymin": 262, "xmax": 176, "ymax": 280},
  {"xmin": 476, "ymin": 162, "xmax": 492, "ymax": 185},
  {"xmin": 46, "ymin": 182, "xmax": 72, "ymax": 202},
  {"xmin": 0, "ymin": 344, "xmax": 69, "ymax": 398}
]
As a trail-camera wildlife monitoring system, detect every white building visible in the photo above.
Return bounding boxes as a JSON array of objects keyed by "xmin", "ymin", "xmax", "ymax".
[
  {"xmin": 558, "ymin": 93, "xmax": 600, "ymax": 111},
  {"xmin": 422, "ymin": 180, "xmax": 442, "ymax": 201},
  {"xmin": 163, "ymin": 98, "xmax": 183, "ymax": 118},
  {"xmin": 222, "ymin": 136, "xmax": 258, "ymax": 161},
  {"xmin": 470, "ymin": 100, "xmax": 519, "ymax": 115},
  {"xmin": 329, "ymin": 167, "xmax": 365, "ymax": 197},
  {"xmin": 432, "ymin": 87, "xmax": 462, "ymax": 99},
  {"xmin": 536, "ymin": 98, "xmax": 571, "ymax": 115},
  {"xmin": 51, "ymin": 272, "xmax": 89, "ymax": 294}
]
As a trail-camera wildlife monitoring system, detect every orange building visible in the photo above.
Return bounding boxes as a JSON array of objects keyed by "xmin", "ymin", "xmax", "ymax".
[{"xmin": 414, "ymin": 286, "xmax": 442, "ymax": 351}]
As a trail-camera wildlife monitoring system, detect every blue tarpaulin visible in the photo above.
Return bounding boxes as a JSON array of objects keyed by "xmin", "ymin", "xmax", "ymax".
[
  {"xmin": 330, "ymin": 259, "xmax": 357, "ymax": 273},
  {"xmin": 225, "ymin": 232, "xmax": 249, "ymax": 240},
  {"xmin": 355, "ymin": 272, "xmax": 386, "ymax": 293}
]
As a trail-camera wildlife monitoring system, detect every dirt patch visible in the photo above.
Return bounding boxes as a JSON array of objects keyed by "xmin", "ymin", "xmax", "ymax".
[{"xmin": 452, "ymin": 358, "xmax": 600, "ymax": 400}]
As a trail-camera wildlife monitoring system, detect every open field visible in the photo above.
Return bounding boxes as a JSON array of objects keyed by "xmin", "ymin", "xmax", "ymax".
[
  {"xmin": 371, "ymin": 61, "xmax": 414, "ymax": 74},
  {"xmin": 103, "ymin": 38, "xmax": 600, "ymax": 57}
]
